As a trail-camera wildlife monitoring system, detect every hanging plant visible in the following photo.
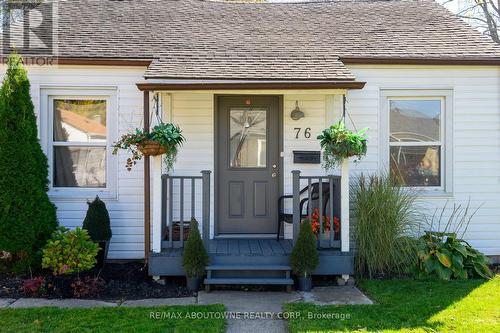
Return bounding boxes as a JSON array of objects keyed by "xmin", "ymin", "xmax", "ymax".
[
  {"xmin": 112, "ymin": 122, "xmax": 185, "ymax": 171},
  {"xmin": 317, "ymin": 121, "xmax": 368, "ymax": 170}
]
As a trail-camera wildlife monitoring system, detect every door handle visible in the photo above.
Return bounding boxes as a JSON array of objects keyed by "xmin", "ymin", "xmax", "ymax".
[{"xmin": 271, "ymin": 172, "xmax": 277, "ymax": 178}]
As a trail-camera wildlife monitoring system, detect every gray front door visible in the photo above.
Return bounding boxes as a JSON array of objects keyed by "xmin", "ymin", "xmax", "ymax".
[{"xmin": 217, "ymin": 96, "xmax": 281, "ymax": 234}]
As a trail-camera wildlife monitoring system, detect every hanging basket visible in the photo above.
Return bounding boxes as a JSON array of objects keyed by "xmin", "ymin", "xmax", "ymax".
[
  {"xmin": 328, "ymin": 146, "xmax": 359, "ymax": 159},
  {"xmin": 137, "ymin": 140, "xmax": 169, "ymax": 157}
]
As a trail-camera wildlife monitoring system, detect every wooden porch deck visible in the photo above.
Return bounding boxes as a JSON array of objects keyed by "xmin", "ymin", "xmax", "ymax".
[
  {"xmin": 159, "ymin": 239, "xmax": 294, "ymax": 257},
  {"xmin": 149, "ymin": 238, "xmax": 353, "ymax": 276}
]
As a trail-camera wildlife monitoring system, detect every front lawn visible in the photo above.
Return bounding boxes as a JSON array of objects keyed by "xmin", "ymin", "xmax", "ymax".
[
  {"xmin": 0, "ymin": 305, "xmax": 225, "ymax": 333},
  {"xmin": 285, "ymin": 276, "xmax": 499, "ymax": 332}
]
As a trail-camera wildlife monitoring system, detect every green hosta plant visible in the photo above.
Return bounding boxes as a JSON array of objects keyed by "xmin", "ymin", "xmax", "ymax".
[
  {"xmin": 112, "ymin": 122, "xmax": 185, "ymax": 171},
  {"xmin": 415, "ymin": 201, "xmax": 493, "ymax": 280},
  {"xmin": 416, "ymin": 231, "xmax": 493, "ymax": 280},
  {"xmin": 317, "ymin": 121, "xmax": 368, "ymax": 169},
  {"xmin": 42, "ymin": 227, "xmax": 99, "ymax": 276}
]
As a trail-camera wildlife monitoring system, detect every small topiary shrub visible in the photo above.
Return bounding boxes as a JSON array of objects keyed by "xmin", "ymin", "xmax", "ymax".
[
  {"xmin": 0, "ymin": 53, "xmax": 58, "ymax": 272},
  {"xmin": 182, "ymin": 219, "xmax": 209, "ymax": 278},
  {"xmin": 42, "ymin": 227, "xmax": 99, "ymax": 276},
  {"xmin": 290, "ymin": 219, "xmax": 319, "ymax": 277},
  {"xmin": 83, "ymin": 196, "xmax": 112, "ymax": 242}
]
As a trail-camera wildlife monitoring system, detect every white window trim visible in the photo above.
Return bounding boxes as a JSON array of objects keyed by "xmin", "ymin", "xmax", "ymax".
[
  {"xmin": 380, "ymin": 89, "xmax": 453, "ymax": 195},
  {"xmin": 40, "ymin": 88, "xmax": 118, "ymax": 200}
]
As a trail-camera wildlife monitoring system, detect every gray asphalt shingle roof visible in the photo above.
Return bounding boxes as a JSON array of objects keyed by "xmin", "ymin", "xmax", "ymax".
[{"xmin": 6, "ymin": 0, "xmax": 500, "ymax": 80}]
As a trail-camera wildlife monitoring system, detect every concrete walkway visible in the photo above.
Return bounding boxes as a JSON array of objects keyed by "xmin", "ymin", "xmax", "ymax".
[
  {"xmin": 198, "ymin": 286, "xmax": 372, "ymax": 333},
  {"xmin": 1, "ymin": 297, "xmax": 197, "ymax": 308},
  {"xmin": 1, "ymin": 286, "xmax": 372, "ymax": 333}
]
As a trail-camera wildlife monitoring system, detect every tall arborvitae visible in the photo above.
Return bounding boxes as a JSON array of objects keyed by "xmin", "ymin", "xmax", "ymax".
[{"xmin": 0, "ymin": 54, "xmax": 58, "ymax": 272}]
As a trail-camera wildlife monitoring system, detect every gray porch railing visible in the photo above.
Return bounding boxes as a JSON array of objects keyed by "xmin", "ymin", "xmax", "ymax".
[
  {"xmin": 292, "ymin": 170, "xmax": 341, "ymax": 249},
  {"xmin": 161, "ymin": 170, "xmax": 211, "ymax": 249}
]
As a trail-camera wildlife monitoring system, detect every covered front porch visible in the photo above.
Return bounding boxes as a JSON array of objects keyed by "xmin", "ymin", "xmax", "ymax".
[
  {"xmin": 148, "ymin": 168, "xmax": 353, "ymax": 283},
  {"xmin": 136, "ymin": 84, "xmax": 364, "ymax": 284}
]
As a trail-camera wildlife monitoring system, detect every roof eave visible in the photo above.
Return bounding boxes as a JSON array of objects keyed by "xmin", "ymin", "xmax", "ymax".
[
  {"xmin": 136, "ymin": 80, "xmax": 366, "ymax": 91},
  {"xmin": 341, "ymin": 57, "xmax": 500, "ymax": 66}
]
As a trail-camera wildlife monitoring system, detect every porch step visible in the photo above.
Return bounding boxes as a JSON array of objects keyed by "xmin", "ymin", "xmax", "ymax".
[
  {"xmin": 206, "ymin": 264, "xmax": 291, "ymax": 271},
  {"xmin": 204, "ymin": 277, "xmax": 294, "ymax": 285},
  {"xmin": 204, "ymin": 263, "xmax": 293, "ymax": 291}
]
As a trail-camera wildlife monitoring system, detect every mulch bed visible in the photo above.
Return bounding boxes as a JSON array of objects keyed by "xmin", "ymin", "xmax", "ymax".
[{"xmin": 0, "ymin": 262, "xmax": 193, "ymax": 300}]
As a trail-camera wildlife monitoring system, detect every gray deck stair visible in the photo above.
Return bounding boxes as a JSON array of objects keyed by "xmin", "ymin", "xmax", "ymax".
[
  {"xmin": 204, "ymin": 262, "xmax": 293, "ymax": 292},
  {"xmin": 204, "ymin": 277, "xmax": 293, "ymax": 285},
  {"xmin": 206, "ymin": 264, "xmax": 291, "ymax": 271}
]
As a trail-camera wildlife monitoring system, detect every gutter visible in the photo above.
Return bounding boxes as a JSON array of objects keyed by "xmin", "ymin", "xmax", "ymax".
[
  {"xmin": 136, "ymin": 80, "xmax": 366, "ymax": 91},
  {"xmin": 340, "ymin": 57, "xmax": 500, "ymax": 66}
]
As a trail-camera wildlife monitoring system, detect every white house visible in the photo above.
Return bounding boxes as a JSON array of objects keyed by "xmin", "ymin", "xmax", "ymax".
[{"xmin": 1, "ymin": 0, "xmax": 499, "ymax": 284}]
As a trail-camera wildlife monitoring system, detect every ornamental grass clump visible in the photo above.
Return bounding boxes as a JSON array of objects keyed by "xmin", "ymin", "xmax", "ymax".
[
  {"xmin": 318, "ymin": 121, "xmax": 368, "ymax": 170},
  {"xmin": 0, "ymin": 53, "xmax": 58, "ymax": 273},
  {"xmin": 352, "ymin": 173, "xmax": 420, "ymax": 278},
  {"xmin": 113, "ymin": 122, "xmax": 185, "ymax": 171}
]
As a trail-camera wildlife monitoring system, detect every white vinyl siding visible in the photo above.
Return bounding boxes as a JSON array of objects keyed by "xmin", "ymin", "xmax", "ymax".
[
  {"xmin": 0, "ymin": 65, "xmax": 148, "ymax": 260},
  {"xmin": 347, "ymin": 65, "xmax": 500, "ymax": 255},
  {"xmin": 1, "ymin": 64, "xmax": 498, "ymax": 258}
]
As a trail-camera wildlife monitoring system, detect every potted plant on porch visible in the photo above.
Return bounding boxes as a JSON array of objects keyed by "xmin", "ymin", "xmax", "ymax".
[
  {"xmin": 317, "ymin": 121, "xmax": 368, "ymax": 170},
  {"xmin": 290, "ymin": 219, "xmax": 319, "ymax": 291},
  {"xmin": 112, "ymin": 122, "xmax": 185, "ymax": 171},
  {"xmin": 182, "ymin": 218, "xmax": 209, "ymax": 291},
  {"xmin": 83, "ymin": 196, "xmax": 112, "ymax": 268}
]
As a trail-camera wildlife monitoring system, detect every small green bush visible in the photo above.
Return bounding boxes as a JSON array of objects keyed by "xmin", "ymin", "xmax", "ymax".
[
  {"xmin": 83, "ymin": 196, "xmax": 112, "ymax": 242},
  {"xmin": 290, "ymin": 219, "xmax": 319, "ymax": 277},
  {"xmin": 352, "ymin": 173, "xmax": 420, "ymax": 278},
  {"xmin": 42, "ymin": 227, "xmax": 99, "ymax": 276},
  {"xmin": 182, "ymin": 219, "xmax": 209, "ymax": 277},
  {"xmin": 0, "ymin": 53, "xmax": 58, "ymax": 272}
]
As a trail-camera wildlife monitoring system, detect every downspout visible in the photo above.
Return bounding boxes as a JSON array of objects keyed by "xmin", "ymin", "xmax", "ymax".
[{"xmin": 144, "ymin": 91, "xmax": 151, "ymax": 263}]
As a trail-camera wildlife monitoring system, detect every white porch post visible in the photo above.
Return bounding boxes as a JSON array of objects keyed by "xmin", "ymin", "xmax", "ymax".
[
  {"xmin": 151, "ymin": 155, "xmax": 163, "ymax": 253},
  {"xmin": 340, "ymin": 158, "xmax": 350, "ymax": 253}
]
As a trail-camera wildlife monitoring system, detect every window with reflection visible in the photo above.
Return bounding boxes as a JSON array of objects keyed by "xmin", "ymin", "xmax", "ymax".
[
  {"xmin": 229, "ymin": 108, "xmax": 267, "ymax": 168},
  {"xmin": 52, "ymin": 99, "xmax": 107, "ymax": 188},
  {"xmin": 389, "ymin": 99, "xmax": 443, "ymax": 187}
]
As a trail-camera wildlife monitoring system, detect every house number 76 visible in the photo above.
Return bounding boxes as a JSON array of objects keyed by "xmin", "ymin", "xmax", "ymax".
[{"xmin": 294, "ymin": 127, "xmax": 311, "ymax": 139}]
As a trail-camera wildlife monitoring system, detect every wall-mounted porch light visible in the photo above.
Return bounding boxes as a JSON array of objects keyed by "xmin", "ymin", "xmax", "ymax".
[{"xmin": 290, "ymin": 100, "xmax": 304, "ymax": 120}]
